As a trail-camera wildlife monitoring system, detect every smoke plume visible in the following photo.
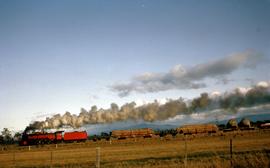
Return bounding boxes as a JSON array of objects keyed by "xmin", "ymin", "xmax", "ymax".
[
  {"xmin": 220, "ymin": 81, "xmax": 270, "ymax": 111},
  {"xmin": 26, "ymin": 81, "xmax": 270, "ymax": 131}
]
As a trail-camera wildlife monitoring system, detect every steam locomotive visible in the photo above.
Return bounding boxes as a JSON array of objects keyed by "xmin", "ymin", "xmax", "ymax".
[{"xmin": 19, "ymin": 131, "xmax": 88, "ymax": 146}]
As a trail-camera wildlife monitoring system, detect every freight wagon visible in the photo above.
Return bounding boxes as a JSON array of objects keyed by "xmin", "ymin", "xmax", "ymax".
[
  {"xmin": 111, "ymin": 128, "xmax": 154, "ymax": 139},
  {"xmin": 260, "ymin": 123, "xmax": 270, "ymax": 129},
  {"xmin": 63, "ymin": 131, "xmax": 88, "ymax": 142},
  {"xmin": 19, "ymin": 131, "xmax": 87, "ymax": 146},
  {"xmin": 176, "ymin": 124, "xmax": 219, "ymax": 135}
]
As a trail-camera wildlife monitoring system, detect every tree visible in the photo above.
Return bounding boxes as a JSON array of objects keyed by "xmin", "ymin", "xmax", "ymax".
[
  {"xmin": 13, "ymin": 132, "xmax": 22, "ymax": 143},
  {"xmin": 1, "ymin": 128, "xmax": 13, "ymax": 144},
  {"xmin": 0, "ymin": 135, "xmax": 4, "ymax": 144}
]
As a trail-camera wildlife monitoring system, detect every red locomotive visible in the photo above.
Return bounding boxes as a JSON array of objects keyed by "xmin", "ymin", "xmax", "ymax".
[{"xmin": 20, "ymin": 131, "xmax": 88, "ymax": 146}]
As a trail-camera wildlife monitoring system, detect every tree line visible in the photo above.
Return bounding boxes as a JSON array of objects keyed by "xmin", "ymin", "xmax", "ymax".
[{"xmin": 0, "ymin": 128, "xmax": 21, "ymax": 145}]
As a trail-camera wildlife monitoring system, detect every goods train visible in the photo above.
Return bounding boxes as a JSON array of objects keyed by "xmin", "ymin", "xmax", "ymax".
[
  {"xmin": 20, "ymin": 118, "xmax": 270, "ymax": 145},
  {"xmin": 19, "ymin": 131, "xmax": 87, "ymax": 146}
]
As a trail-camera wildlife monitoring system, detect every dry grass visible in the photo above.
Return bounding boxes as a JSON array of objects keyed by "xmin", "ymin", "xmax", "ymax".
[{"xmin": 0, "ymin": 130, "xmax": 270, "ymax": 168}]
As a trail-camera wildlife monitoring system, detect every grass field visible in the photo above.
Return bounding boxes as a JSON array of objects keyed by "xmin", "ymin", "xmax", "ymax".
[{"xmin": 0, "ymin": 129, "xmax": 270, "ymax": 168}]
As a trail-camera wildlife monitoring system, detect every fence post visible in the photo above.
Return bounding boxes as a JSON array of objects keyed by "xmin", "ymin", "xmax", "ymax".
[
  {"xmin": 28, "ymin": 146, "xmax": 31, "ymax": 151},
  {"xmin": 184, "ymin": 135, "xmax": 187, "ymax": 168},
  {"xmin": 96, "ymin": 147, "xmax": 100, "ymax": 168},
  {"xmin": 230, "ymin": 138, "xmax": 233, "ymax": 167},
  {"xmin": 55, "ymin": 144, "xmax": 58, "ymax": 149},
  {"xmin": 50, "ymin": 151, "xmax": 53, "ymax": 168}
]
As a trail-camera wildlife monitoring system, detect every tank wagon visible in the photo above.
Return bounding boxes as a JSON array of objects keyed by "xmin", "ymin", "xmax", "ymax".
[
  {"xmin": 20, "ymin": 131, "xmax": 87, "ymax": 146},
  {"xmin": 260, "ymin": 123, "xmax": 270, "ymax": 129},
  {"xmin": 111, "ymin": 128, "xmax": 154, "ymax": 139},
  {"xmin": 176, "ymin": 124, "xmax": 218, "ymax": 135},
  {"xmin": 239, "ymin": 118, "xmax": 254, "ymax": 130},
  {"xmin": 226, "ymin": 119, "xmax": 238, "ymax": 130}
]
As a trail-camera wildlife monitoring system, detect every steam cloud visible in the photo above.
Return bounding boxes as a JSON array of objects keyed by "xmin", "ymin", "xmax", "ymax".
[
  {"xmin": 111, "ymin": 50, "xmax": 266, "ymax": 97},
  {"xmin": 27, "ymin": 81, "xmax": 270, "ymax": 131}
]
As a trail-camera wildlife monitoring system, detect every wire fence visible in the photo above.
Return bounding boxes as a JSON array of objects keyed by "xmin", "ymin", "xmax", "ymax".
[{"xmin": 0, "ymin": 130, "xmax": 269, "ymax": 168}]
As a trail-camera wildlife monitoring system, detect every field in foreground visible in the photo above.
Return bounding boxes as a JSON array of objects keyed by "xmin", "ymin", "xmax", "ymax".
[{"xmin": 0, "ymin": 130, "xmax": 270, "ymax": 168}]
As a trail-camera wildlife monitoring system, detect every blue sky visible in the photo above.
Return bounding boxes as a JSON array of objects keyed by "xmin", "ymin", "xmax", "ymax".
[{"xmin": 0, "ymin": 0, "xmax": 270, "ymax": 131}]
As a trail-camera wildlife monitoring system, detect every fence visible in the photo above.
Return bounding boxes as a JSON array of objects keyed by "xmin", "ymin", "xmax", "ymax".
[{"xmin": 0, "ymin": 130, "xmax": 269, "ymax": 168}]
